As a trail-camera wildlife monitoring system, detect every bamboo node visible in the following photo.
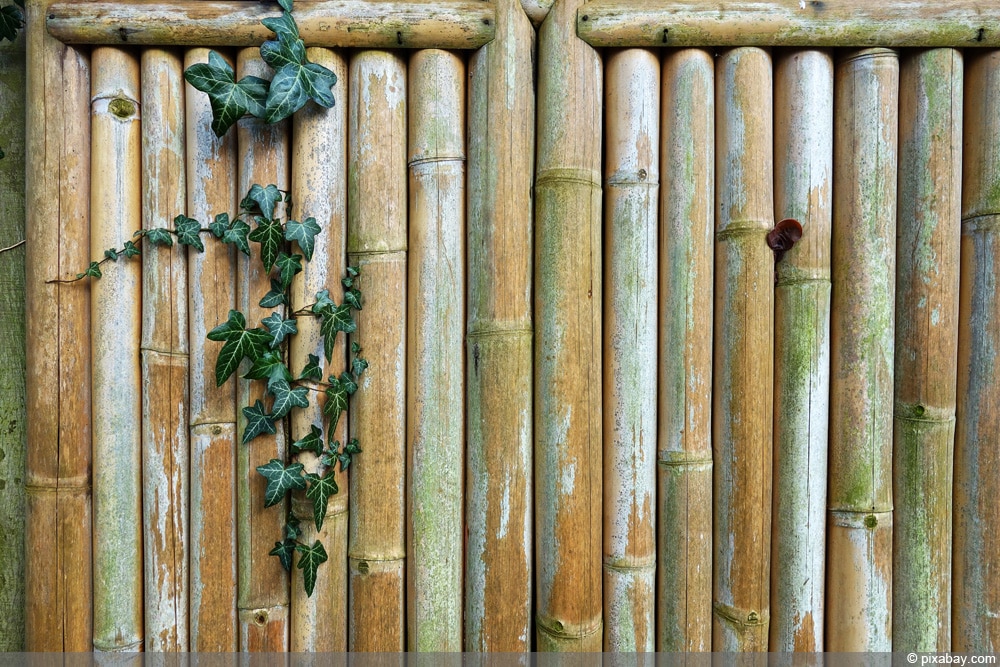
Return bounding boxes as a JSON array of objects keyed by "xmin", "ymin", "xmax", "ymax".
[
  {"xmin": 108, "ymin": 97, "xmax": 136, "ymax": 119},
  {"xmin": 714, "ymin": 601, "xmax": 769, "ymax": 629},
  {"xmin": 864, "ymin": 514, "xmax": 878, "ymax": 529},
  {"xmin": 252, "ymin": 609, "xmax": 268, "ymax": 626}
]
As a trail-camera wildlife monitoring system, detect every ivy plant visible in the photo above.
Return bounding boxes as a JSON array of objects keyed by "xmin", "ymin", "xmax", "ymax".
[{"xmin": 0, "ymin": 0, "xmax": 23, "ymax": 43}]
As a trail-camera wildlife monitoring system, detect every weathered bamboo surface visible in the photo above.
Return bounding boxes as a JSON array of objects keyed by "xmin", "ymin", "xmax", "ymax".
[
  {"xmin": 893, "ymin": 47, "xmax": 962, "ymax": 654},
  {"xmin": 465, "ymin": 0, "xmax": 535, "ymax": 652},
  {"xmin": 577, "ymin": 0, "xmax": 1000, "ymax": 47},
  {"xmin": 46, "ymin": 0, "xmax": 494, "ymax": 48},
  {"xmin": 346, "ymin": 49, "xmax": 407, "ymax": 653},
  {"xmin": 534, "ymin": 0, "xmax": 603, "ymax": 651},
  {"xmin": 288, "ymin": 46, "xmax": 349, "ymax": 653},
  {"xmin": 954, "ymin": 48, "xmax": 1000, "ymax": 653},
  {"xmin": 406, "ymin": 48, "xmax": 465, "ymax": 652},
  {"xmin": 602, "ymin": 47, "xmax": 658, "ymax": 653},
  {"xmin": 185, "ymin": 47, "xmax": 238, "ymax": 653},
  {"xmin": 770, "ymin": 48, "xmax": 832, "ymax": 653},
  {"xmin": 23, "ymin": 0, "xmax": 92, "ymax": 650},
  {"xmin": 235, "ymin": 49, "xmax": 290, "ymax": 652},
  {"xmin": 657, "ymin": 47, "xmax": 713, "ymax": 653},
  {"xmin": 827, "ymin": 47, "xmax": 898, "ymax": 652}
]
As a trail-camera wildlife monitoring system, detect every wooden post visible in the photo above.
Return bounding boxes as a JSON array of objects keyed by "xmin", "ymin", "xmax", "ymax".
[
  {"xmin": 534, "ymin": 0, "xmax": 603, "ymax": 651},
  {"xmin": 827, "ymin": 48, "xmax": 897, "ymax": 652},
  {"xmin": 657, "ymin": 47, "xmax": 713, "ymax": 653},
  {"xmin": 770, "ymin": 48, "xmax": 833, "ymax": 652}
]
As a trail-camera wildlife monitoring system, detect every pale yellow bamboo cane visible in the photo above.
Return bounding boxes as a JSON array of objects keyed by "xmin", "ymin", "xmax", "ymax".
[
  {"xmin": 24, "ymin": 0, "xmax": 92, "ymax": 650},
  {"xmin": 954, "ymin": 49, "xmax": 1000, "ymax": 653},
  {"xmin": 236, "ymin": 49, "xmax": 290, "ymax": 652},
  {"xmin": 657, "ymin": 47, "xmax": 713, "ymax": 653},
  {"xmin": 90, "ymin": 45, "xmax": 143, "ymax": 652},
  {"xmin": 827, "ymin": 48, "xmax": 897, "ymax": 652},
  {"xmin": 770, "ymin": 48, "xmax": 833, "ymax": 652},
  {"xmin": 407, "ymin": 48, "xmax": 465, "ymax": 652},
  {"xmin": 893, "ymin": 47, "xmax": 962, "ymax": 654},
  {"xmin": 712, "ymin": 46, "xmax": 773, "ymax": 652},
  {"xmin": 346, "ymin": 49, "xmax": 407, "ymax": 653},
  {"xmin": 465, "ymin": 0, "xmax": 535, "ymax": 652},
  {"xmin": 289, "ymin": 47, "xmax": 349, "ymax": 652},
  {"xmin": 534, "ymin": 0, "xmax": 603, "ymax": 651},
  {"xmin": 185, "ymin": 47, "xmax": 239, "ymax": 653},
  {"xmin": 602, "ymin": 47, "xmax": 658, "ymax": 653}
]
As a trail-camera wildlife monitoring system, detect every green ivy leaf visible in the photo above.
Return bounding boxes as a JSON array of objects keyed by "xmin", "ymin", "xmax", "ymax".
[
  {"xmin": 260, "ymin": 29, "xmax": 305, "ymax": 71},
  {"xmin": 312, "ymin": 289, "xmax": 335, "ymax": 316},
  {"xmin": 244, "ymin": 184, "xmax": 283, "ymax": 220},
  {"xmin": 146, "ymin": 228, "xmax": 174, "ymax": 246},
  {"xmin": 209, "ymin": 212, "xmax": 230, "ymax": 238},
  {"xmin": 276, "ymin": 0, "xmax": 293, "ymax": 13},
  {"xmin": 270, "ymin": 538, "xmax": 296, "ymax": 572},
  {"xmin": 256, "ymin": 458, "xmax": 306, "ymax": 507},
  {"xmin": 242, "ymin": 400, "xmax": 277, "ymax": 445},
  {"xmin": 262, "ymin": 311, "xmax": 298, "ymax": 348},
  {"xmin": 352, "ymin": 341, "xmax": 362, "ymax": 354},
  {"xmin": 275, "ymin": 252, "xmax": 303, "ymax": 289},
  {"xmin": 261, "ymin": 10, "xmax": 299, "ymax": 41},
  {"xmin": 174, "ymin": 214, "xmax": 205, "ymax": 251},
  {"xmin": 269, "ymin": 378, "xmax": 309, "ymax": 419},
  {"xmin": 184, "ymin": 52, "xmax": 269, "ymax": 137},
  {"xmin": 122, "ymin": 240, "xmax": 141, "ymax": 258},
  {"xmin": 76, "ymin": 261, "xmax": 102, "ymax": 280},
  {"xmin": 243, "ymin": 349, "xmax": 292, "ymax": 387},
  {"xmin": 104, "ymin": 247, "xmax": 119, "ymax": 261},
  {"xmin": 206, "ymin": 309, "xmax": 246, "ymax": 340},
  {"xmin": 295, "ymin": 540, "xmax": 328, "ymax": 597},
  {"xmin": 209, "ymin": 312, "xmax": 271, "ymax": 386},
  {"xmin": 263, "ymin": 63, "xmax": 312, "ymax": 124},
  {"xmin": 0, "ymin": 4, "xmax": 25, "ymax": 43},
  {"xmin": 319, "ymin": 305, "xmax": 356, "ymax": 361},
  {"xmin": 343, "ymin": 288, "xmax": 363, "ymax": 311},
  {"xmin": 259, "ymin": 278, "xmax": 288, "ymax": 308},
  {"xmin": 291, "ymin": 424, "xmax": 323, "ymax": 455},
  {"xmin": 285, "ymin": 512, "xmax": 301, "ymax": 540},
  {"xmin": 305, "ymin": 470, "xmax": 339, "ymax": 531},
  {"xmin": 222, "ymin": 218, "xmax": 251, "ymax": 256},
  {"xmin": 249, "ymin": 217, "xmax": 284, "ymax": 273},
  {"xmin": 337, "ymin": 452, "xmax": 352, "ymax": 471},
  {"xmin": 284, "ymin": 217, "xmax": 321, "ymax": 261},
  {"xmin": 352, "ymin": 356, "xmax": 369, "ymax": 378},
  {"xmin": 342, "ymin": 265, "xmax": 360, "ymax": 289},
  {"xmin": 338, "ymin": 372, "xmax": 358, "ymax": 396},
  {"xmin": 344, "ymin": 438, "xmax": 362, "ymax": 455},
  {"xmin": 298, "ymin": 353, "xmax": 323, "ymax": 382},
  {"xmin": 323, "ymin": 377, "xmax": 349, "ymax": 432}
]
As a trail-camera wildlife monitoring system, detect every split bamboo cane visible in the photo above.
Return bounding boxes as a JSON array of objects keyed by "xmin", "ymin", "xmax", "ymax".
[
  {"xmin": 465, "ymin": 0, "xmax": 535, "ymax": 652},
  {"xmin": 602, "ymin": 47, "xmax": 658, "ymax": 653},
  {"xmin": 185, "ymin": 47, "xmax": 238, "ymax": 652},
  {"xmin": 712, "ymin": 46, "xmax": 773, "ymax": 652},
  {"xmin": 346, "ymin": 49, "xmax": 407, "ymax": 652},
  {"xmin": 893, "ymin": 47, "xmax": 962, "ymax": 654},
  {"xmin": 140, "ymin": 48, "xmax": 189, "ymax": 652},
  {"xmin": 770, "ymin": 48, "xmax": 833, "ymax": 652},
  {"xmin": 24, "ymin": 0, "xmax": 92, "ymax": 650},
  {"xmin": 90, "ymin": 46, "xmax": 143, "ymax": 653},
  {"xmin": 235, "ymin": 49, "xmax": 290, "ymax": 651},
  {"xmin": 953, "ymin": 48, "xmax": 1000, "ymax": 653},
  {"xmin": 657, "ymin": 47, "xmax": 713, "ymax": 653},
  {"xmin": 407, "ymin": 48, "xmax": 465, "ymax": 652},
  {"xmin": 534, "ymin": 0, "xmax": 603, "ymax": 651},
  {"xmin": 827, "ymin": 48, "xmax": 898, "ymax": 652},
  {"xmin": 288, "ymin": 47, "xmax": 349, "ymax": 653}
]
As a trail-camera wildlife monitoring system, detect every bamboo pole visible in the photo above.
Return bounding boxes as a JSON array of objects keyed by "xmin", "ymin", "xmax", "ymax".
[
  {"xmin": 770, "ymin": 48, "xmax": 833, "ymax": 652},
  {"xmin": 24, "ymin": 0, "xmax": 92, "ymax": 649},
  {"xmin": 953, "ymin": 49, "xmax": 1000, "ymax": 653},
  {"xmin": 602, "ymin": 47, "xmax": 658, "ymax": 653},
  {"xmin": 288, "ymin": 46, "xmax": 349, "ymax": 653},
  {"xmin": 827, "ymin": 47, "xmax": 898, "ymax": 652},
  {"xmin": 465, "ymin": 0, "xmax": 535, "ymax": 653},
  {"xmin": 576, "ymin": 0, "xmax": 1000, "ymax": 48},
  {"xmin": 893, "ymin": 47, "xmax": 962, "ymax": 654},
  {"xmin": 185, "ymin": 47, "xmax": 239, "ymax": 653},
  {"xmin": 46, "ymin": 0, "xmax": 495, "ymax": 49},
  {"xmin": 534, "ymin": 0, "xmax": 603, "ymax": 651},
  {"xmin": 140, "ymin": 47, "xmax": 189, "ymax": 652},
  {"xmin": 406, "ymin": 48, "xmax": 465, "ymax": 652},
  {"xmin": 90, "ymin": 46, "xmax": 143, "ymax": 653},
  {"xmin": 346, "ymin": 49, "xmax": 407, "ymax": 653},
  {"xmin": 235, "ymin": 49, "xmax": 290, "ymax": 652},
  {"xmin": 657, "ymin": 47, "xmax": 713, "ymax": 653},
  {"xmin": 712, "ymin": 46, "xmax": 773, "ymax": 652}
]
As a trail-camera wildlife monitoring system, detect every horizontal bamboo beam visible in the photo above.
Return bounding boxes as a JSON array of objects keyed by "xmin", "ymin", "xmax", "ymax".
[
  {"xmin": 577, "ymin": 0, "xmax": 1000, "ymax": 47},
  {"xmin": 46, "ymin": 0, "xmax": 495, "ymax": 48}
]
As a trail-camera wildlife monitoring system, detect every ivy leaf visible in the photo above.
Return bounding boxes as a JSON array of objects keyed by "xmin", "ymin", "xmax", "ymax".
[
  {"xmin": 337, "ymin": 453, "xmax": 352, "ymax": 471},
  {"xmin": 261, "ymin": 10, "xmax": 299, "ymax": 41},
  {"xmin": 352, "ymin": 341, "xmax": 362, "ymax": 354},
  {"xmin": 184, "ymin": 51, "xmax": 268, "ymax": 137},
  {"xmin": 295, "ymin": 540, "xmax": 328, "ymax": 597},
  {"xmin": 323, "ymin": 377, "xmax": 349, "ymax": 431},
  {"xmin": 223, "ymin": 218, "xmax": 251, "ymax": 256},
  {"xmin": 276, "ymin": 0, "xmax": 293, "ymax": 13},
  {"xmin": 275, "ymin": 252, "xmax": 303, "ymax": 289},
  {"xmin": 263, "ymin": 63, "xmax": 312, "ymax": 124},
  {"xmin": 174, "ymin": 214, "xmax": 205, "ymax": 251},
  {"xmin": 344, "ymin": 438, "xmax": 362, "ymax": 455},
  {"xmin": 331, "ymin": 304, "xmax": 356, "ymax": 334},
  {"xmin": 104, "ymin": 247, "xmax": 119, "ymax": 261},
  {"xmin": 284, "ymin": 512, "xmax": 301, "ymax": 540},
  {"xmin": 305, "ymin": 470, "xmax": 339, "ymax": 531},
  {"xmin": 319, "ymin": 305, "xmax": 356, "ymax": 360},
  {"xmin": 284, "ymin": 217, "xmax": 321, "ymax": 261},
  {"xmin": 298, "ymin": 353, "xmax": 323, "ymax": 382},
  {"xmin": 259, "ymin": 278, "xmax": 288, "ymax": 308},
  {"xmin": 122, "ymin": 240, "xmax": 141, "ymax": 258},
  {"xmin": 243, "ymin": 349, "xmax": 292, "ymax": 387},
  {"xmin": 338, "ymin": 372, "xmax": 358, "ymax": 396},
  {"xmin": 260, "ymin": 29, "xmax": 305, "ymax": 71},
  {"xmin": 146, "ymin": 228, "xmax": 173, "ymax": 247},
  {"xmin": 210, "ymin": 311, "xmax": 271, "ymax": 385},
  {"xmin": 242, "ymin": 400, "xmax": 277, "ymax": 445},
  {"xmin": 342, "ymin": 265, "xmax": 360, "ymax": 289},
  {"xmin": 312, "ymin": 289, "xmax": 335, "ymax": 316},
  {"xmin": 262, "ymin": 311, "xmax": 298, "ymax": 348},
  {"xmin": 249, "ymin": 217, "xmax": 284, "ymax": 273},
  {"xmin": 0, "ymin": 4, "xmax": 25, "ymax": 43},
  {"xmin": 207, "ymin": 309, "xmax": 246, "ymax": 341},
  {"xmin": 352, "ymin": 356, "xmax": 369, "ymax": 378},
  {"xmin": 300, "ymin": 62, "xmax": 337, "ymax": 108},
  {"xmin": 256, "ymin": 458, "xmax": 306, "ymax": 507},
  {"xmin": 269, "ymin": 378, "xmax": 310, "ymax": 419},
  {"xmin": 270, "ymin": 538, "xmax": 296, "ymax": 572},
  {"xmin": 209, "ymin": 212, "xmax": 230, "ymax": 238},
  {"xmin": 76, "ymin": 261, "xmax": 102, "ymax": 280},
  {"xmin": 244, "ymin": 183, "xmax": 283, "ymax": 220},
  {"xmin": 343, "ymin": 288, "xmax": 363, "ymax": 311},
  {"xmin": 291, "ymin": 424, "xmax": 323, "ymax": 455}
]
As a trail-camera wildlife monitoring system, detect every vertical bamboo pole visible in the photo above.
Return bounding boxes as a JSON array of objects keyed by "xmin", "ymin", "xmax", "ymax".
[
  {"xmin": 602, "ymin": 47, "xmax": 658, "ymax": 653},
  {"xmin": 954, "ymin": 49, "xmax": 1000, "ymax": 653},
  {"xmin": 657, "ymin": 47, "xmax": 714, "ymax": 653},
  {"xmin": 770, "ymin": 48, "xmax": 833, "ymax": 652},
  {"xmin": 827, "ymin": 48, "xmax": 898, "ymax": 652},
  {"xmin": 407, "ymin": 48, "xmax": 465, "ymax": 652},
  {"xmin": 465, "ymin": 0, "xmax": 535, "ymax": 654},
  {"xmin": 140, "ymin": 47, "xmax": 189, "ymax": 652},
  {"xmin": 893, "ymin": 47, "xmax": 962, "ymax": 654},
  {"xmin": 712, "ymin": 46, "xmax": 773, "ymax": 652},
  {"xmin": 534, "ymin": 0, "xmax": 603, "ymax": 651},
  {"xmin": 347, "ymin": 49, "xmax": 407, "ymax": 652},
  {"xmin": 288, "ymin": 47, "xmax": 348, "ymax": 652},
  {"xmin": 24, "ymin": 0, "xmax": 92, "ymax": 650},
  {"xmin": 236, "ymin": 49, "xmax": 290, "ymax": 651},
  {"xmin": 185, "ymin": 47, "xmax": 238, "ymax": 652}
]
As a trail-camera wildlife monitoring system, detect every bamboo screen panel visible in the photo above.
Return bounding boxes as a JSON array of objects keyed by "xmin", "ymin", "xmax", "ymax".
[{"xmin": 21, "ymin": 0, "xmax": 1000, "ymax": 655}]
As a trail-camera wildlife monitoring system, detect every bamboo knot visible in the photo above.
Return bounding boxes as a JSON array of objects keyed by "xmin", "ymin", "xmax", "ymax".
[{"xmin": 714, "ymin": 600, "xmax": 769, "ymax": 629}]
